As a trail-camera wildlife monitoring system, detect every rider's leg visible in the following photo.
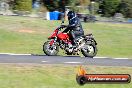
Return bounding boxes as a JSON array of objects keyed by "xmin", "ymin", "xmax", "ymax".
[{"xmin": 70, "ymin": 31, "xmax": 76, "ymax": 45}]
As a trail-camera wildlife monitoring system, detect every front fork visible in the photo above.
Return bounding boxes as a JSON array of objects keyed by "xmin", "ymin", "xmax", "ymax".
[{"xmin": 49, "ymin": 37, "xmax": 57, "ymax": 46}]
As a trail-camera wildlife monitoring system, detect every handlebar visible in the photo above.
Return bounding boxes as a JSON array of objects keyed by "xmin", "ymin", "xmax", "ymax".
[
  {"xmin": 57, "ymin": 25, "xmax": 67, "ymax": 31},
  {"xmin": 58, "ymin": 25, "xmax": 67, "ymax": 29}
]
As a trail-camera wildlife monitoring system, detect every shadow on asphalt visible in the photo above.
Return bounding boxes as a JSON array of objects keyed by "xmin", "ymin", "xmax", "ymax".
[
  {"xmin": 31, "ymin": 54, "xmax": 81, "ymax": 58},
  {"xmin": 63, "ymin": 56, "xmax": 81, "ymax": 57}
]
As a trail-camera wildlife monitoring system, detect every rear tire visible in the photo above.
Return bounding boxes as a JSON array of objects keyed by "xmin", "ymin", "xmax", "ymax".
[
  {"xmin": 81, "ymin": 44, "xmax": 97, "ymax": 58},
  {"xmin": 43, "ymin": 41, "xmax": 59, "ymax": 56}
]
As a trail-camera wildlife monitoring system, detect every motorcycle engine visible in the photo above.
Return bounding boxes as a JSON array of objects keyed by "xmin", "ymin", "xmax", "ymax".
[
  {"xmin": 76, "ymin": 37, "xmax": 84, "ymax": 45},
  {"xmin": 60, "ymin": 40, "xmax": 65, "ymax": 49},
  {"xmin": 76, "ymin": 37, "xmax": 85, "ymax": 49},
  {"xmin": 65, "ymin": 43, "xmax": 73, "ymax": 53},
  {"xmin": 60, "ymin": 40, "xmax": 73, "ymax": 53}
]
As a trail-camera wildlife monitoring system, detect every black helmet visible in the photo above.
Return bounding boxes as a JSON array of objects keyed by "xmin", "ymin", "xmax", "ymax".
[{"xmin": 67, "ymin": 11, "xmax": 76, "ymax": 20}]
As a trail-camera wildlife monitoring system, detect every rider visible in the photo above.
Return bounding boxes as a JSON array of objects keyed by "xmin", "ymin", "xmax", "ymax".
[{"xmin": 63, "ymin": 11, "xmax": 84, "ymax": 47}]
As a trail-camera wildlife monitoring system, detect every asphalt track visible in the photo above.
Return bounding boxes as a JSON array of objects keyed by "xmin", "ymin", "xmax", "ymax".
[{"xmin": 0, "ymin": 54, "xmax": 132, "ymax": 67}]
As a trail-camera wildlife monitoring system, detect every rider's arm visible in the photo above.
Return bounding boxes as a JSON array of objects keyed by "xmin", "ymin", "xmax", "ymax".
[
  {"xmin": 63, "ymin": 18, "xmax": 79, "ymax": 32},
  {"xmin": 68, "ymin": 18, "xmax": 78, "ymax": 27},
  {"xmin": 62, "ymin": 27, "xmax": 69, "ymax": 33}
]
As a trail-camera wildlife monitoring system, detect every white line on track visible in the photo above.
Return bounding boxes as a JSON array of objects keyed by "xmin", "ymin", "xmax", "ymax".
[
  {"xmin": 0, "ymin": 53, "xmax": 31, "ymax": 56},
  {"xmin": 41, "ymin": 61, "xmax": 48, "ymax": 63},
  {"xmin": 94, "ymin": 57, "xmax": 130, "ymax": 59},
  {"xmin": 94, "ymin": 57, "xmax": 108, "ymax": 59},
  {"xmin": 0, "ymin": 53, "xmax": 15, "ymax": 54},
  {"xmin": 114, "ymin": 58, "xmax": 129, "ymax": 59},
  {"xmin": 64, "ymin": 62, "xmax": 82, "ymax": 64},
  {"xmin": 9, "ymin": 54, "xmax": 31, "ymax": 56}
]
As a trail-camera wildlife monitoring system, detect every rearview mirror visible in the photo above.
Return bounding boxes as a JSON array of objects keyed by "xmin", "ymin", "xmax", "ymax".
[
  {"xmin": 61, "ymin": 20, "xmax": 64, "ymax": 24},
  {"xmin": 61, "ymin": 18, "xmax": 64, "ymax": 24}
]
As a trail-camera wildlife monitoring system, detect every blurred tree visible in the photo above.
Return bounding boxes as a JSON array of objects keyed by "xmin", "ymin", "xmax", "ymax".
[
  {"xmin": 89, "ymin": 1, "xmax": 99, "ymax": 15},
  {"xmin": 67, "ymin": 0, "xmax": 79, "ymax": 11},
  {"xmin": 43, "ymin": 0, "xmax": 66, "ymax": 11},
  {"xmin": 43, "ymin": 0, "xmax": 90, "ymax": 12},
  {"xmin": 0, "ymin": 0, "xmax": 14, "ymax": 9},
  {"xmin": 66, "ymin": 0, "xmax": 90, "ymax": 11},
  {"xmin": 99, "ymin": 0, "xmax": 121, "ymax": 17},
  {"xmin": 14, "ymin": 0, "xmax": 32, "ymax": 11},
  {"xmin": 118, "ymin": 0, "xmax": 132, "ymax": 18},
  {"xmin": 79, "ymin": 0, "xmax": 90, "ymax": 6}
]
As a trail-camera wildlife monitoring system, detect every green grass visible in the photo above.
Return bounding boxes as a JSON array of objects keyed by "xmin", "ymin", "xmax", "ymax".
[
  {"xmin": 0, "ymin": 15, "xmax": 132, "ymax": 58},
  {"xmin": 0, "ymin": 64, "xmax": 131, "ymax": 88},
  {"xmin": 0, "ymin": 16, "xmax": 132, "ymax": 88}
]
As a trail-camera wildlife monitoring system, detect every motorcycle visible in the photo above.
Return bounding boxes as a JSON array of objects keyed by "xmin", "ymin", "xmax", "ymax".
[{"xmin": 43, "ymin": 21, "xmax": 97, "ymax": 58}]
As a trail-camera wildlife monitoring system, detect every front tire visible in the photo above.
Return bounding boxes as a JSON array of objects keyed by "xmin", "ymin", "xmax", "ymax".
[
  {"xmin": 43, "ymin": 41, "xmax": 59, "ymax": 56},
  {"xmin": 81, "ymin": 44, "xmax": 97, "ymax": 58}
]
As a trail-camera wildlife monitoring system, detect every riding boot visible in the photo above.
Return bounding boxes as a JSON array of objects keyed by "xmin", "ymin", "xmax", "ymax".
[{"xmin": 72, "ymin": 39, "xmax": 78, "ymax": 52}]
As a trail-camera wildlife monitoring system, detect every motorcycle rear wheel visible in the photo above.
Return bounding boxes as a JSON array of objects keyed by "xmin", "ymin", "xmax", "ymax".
[
  {"xmin": 43, "ymin": 41, "xmax": 59, "ymax": 56},
  {"xmin": 81, "ymin": 44, "xmax": 97, "ymax": 58}
]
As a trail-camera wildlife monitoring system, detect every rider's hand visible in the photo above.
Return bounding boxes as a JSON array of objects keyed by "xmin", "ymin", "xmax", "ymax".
[
  {"xmin": 67, "ymin": 25, "xmax": 72, "ymax": 28},
  {"xmin": 61, "ymin": 25, "xmax": 67, "ymax": 28}
]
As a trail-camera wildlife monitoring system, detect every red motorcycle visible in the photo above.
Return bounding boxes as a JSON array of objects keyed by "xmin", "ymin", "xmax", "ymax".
[{"xmin": 43, "ymin": 21, "xmax": 97, "ymax": 57}]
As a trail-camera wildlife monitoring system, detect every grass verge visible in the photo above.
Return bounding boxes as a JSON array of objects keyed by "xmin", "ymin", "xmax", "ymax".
[{"xmin": 0, "ymin": 64, "xmax": 131, "ymax": 88}]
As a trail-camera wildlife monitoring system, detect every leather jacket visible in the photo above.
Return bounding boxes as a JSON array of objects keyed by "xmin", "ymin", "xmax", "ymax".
[{"xmin": 63, "ymin": 16, "xmax": 83, "ymax": 32}]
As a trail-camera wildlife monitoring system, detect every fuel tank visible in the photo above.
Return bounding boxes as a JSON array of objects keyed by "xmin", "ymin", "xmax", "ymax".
[{"xmin": 57, "ymin": 33, "xmax": 70, "ymax": 40}]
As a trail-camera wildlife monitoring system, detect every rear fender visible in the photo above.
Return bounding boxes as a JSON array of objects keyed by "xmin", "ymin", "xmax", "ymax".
[
  {"xmin": 86, "ymin": 40, "xmax": 97, "ymax": 45},
  {"xmin": 85, "ymin": 36, "xmax": 97, "ymax": 45}
]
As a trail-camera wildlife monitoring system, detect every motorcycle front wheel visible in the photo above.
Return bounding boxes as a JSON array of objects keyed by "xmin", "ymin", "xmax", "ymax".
[
  {"xmin": 81, "ymin": 44, "xmax": 97, "ymax": 58},
  {"xmin": 43, "ymin": 41, "xmax": 59, "ymax": 56}
]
